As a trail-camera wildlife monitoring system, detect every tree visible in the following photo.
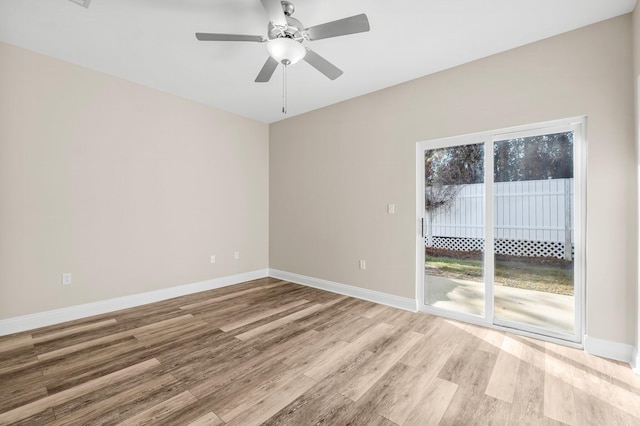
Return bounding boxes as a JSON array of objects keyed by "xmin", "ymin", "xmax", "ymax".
[
  {"xmin": 494, "ymin": 132, "xmax": 573, "ymax": 182},
  {"xmin": 424, "ymin": 143, "xmax": 483, "ymax": 246}
]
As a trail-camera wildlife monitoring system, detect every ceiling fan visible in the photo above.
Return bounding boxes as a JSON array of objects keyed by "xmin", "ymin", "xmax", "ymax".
[{"xmin": 195, "ymin": 0, "xmax": 370, "ymax": 83}]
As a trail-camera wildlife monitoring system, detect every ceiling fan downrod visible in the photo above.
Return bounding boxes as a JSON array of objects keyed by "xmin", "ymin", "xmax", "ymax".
[{"xmin": 282, "ymin": 59, "xmax": 290, "ymax": 114}]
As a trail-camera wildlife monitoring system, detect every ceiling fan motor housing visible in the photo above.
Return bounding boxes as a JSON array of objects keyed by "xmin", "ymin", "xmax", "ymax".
[{"xmin": 268, "ymin": 16, "xmax": 306, "ymax": 41}]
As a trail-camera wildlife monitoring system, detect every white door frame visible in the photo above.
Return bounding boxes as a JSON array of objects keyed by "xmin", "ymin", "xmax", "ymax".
[{"xmin": 415, "ymin": 117, "xmax": 587, "ymax": 346}]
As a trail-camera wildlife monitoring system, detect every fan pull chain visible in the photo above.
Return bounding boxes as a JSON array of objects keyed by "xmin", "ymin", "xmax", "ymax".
[{"xmin": 282, "ymin": 62, "xmax": 288, "ymax": 114}]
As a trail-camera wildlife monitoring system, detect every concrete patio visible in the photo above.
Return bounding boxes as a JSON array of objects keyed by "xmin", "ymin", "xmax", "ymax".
[{"xmin": 425, "ymin": 275, "xmax": 574, "ymax": 333}]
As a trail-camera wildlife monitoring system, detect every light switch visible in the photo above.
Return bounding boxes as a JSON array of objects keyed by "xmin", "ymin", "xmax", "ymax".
[
  {"xmin": 62, "ymin": 273, "xmax": 72, "ymax": 285},
  {"xmin": 387, "ymin": 203, "xmax": 395, "ymax": 215}
]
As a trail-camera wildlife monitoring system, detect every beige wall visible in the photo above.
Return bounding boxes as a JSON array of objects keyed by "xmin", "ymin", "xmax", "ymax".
[
  {"xmin": 270, "ymin": 15, "xmax": 636, "ymax": 345},
  {"xmin": 1, "ymin": 15, "xmax": 637, "ymax": 347},
  {"xmin": 633, "ymin": 4, "xmax": 640, "ymax": 352},
  {"xmin": 0, "ymin": 42, "xmax": 269, "ymax": 319},
  {"xmin": 635, "ymin": 5, "xmax": 640, "ymax": 77}
]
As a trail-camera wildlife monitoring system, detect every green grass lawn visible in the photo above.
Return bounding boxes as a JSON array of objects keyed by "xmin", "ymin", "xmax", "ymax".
[{"xmin": 425, "ymin": 255, "xmax": 574, "ymax": 295}]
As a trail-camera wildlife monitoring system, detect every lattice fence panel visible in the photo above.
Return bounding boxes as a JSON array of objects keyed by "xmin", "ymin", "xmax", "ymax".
[
  {"xmin": 431, "ymin": 236, "xmax": 485, "ymax": 252},
  {"xmin": 428, "ymin": 236, "xmax": 574, "ymax": 259}
]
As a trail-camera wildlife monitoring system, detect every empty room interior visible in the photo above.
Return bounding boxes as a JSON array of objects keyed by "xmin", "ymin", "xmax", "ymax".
[{"xmin": 1, "ymin": 0, "xmax": 640, "ymax": 424}]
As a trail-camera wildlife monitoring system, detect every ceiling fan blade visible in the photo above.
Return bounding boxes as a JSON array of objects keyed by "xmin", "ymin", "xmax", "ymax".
[
  {"xmin": 196, "ymin": 33, "xmax": 266, "ymax": 42},
  {"xmin": 303, "ymin": 48, "xmax": 343, "ymax": 80},
  {"xmin": 305, "ymin": 14, "xmax": 370, "ymax": 41},
  {"xmin": 255, "ymin": 57, "xmax": 279, "ymax": 82},
  {"xmin": 260, "ymin": 0, "xmax": 287, "ymax": 27}
]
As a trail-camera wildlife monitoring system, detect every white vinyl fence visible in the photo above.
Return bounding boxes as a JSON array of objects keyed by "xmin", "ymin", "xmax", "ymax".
[{"xmin": 425, "ymin": 178, "xmax": 574, "ymax": 260}]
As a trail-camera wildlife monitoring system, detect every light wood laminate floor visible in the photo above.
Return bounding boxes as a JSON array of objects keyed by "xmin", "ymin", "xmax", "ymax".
[{"xmin": 1, "ymin": 278, "xmax": 639, "ymax": 425}]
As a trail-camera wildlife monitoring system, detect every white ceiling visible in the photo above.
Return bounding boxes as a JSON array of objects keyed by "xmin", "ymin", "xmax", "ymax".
[{"xmin": 0, "ymin": 0, "xmax": 636, "ymax": 123}]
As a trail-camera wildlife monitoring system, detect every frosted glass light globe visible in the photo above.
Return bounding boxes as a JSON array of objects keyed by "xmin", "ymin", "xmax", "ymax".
[{"xmin": 267, "ymin": 38, "xmax": 306, "ymax": 64}]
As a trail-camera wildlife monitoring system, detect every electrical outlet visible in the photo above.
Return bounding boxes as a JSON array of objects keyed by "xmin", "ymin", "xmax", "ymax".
[
  {"xmin": 234, "ymin": 251, "xmax": 240, "ymax": 260},
  {"xmin": 62, "ymin": 273, "xmax": 72, "ymax": 285},
  {"xmin": 210, "ymin": 255, "xmax": 216, "ymax": 264},
  {"xmin": 359, "ymin": 260, "xmax": 366, "ymax": 270}
]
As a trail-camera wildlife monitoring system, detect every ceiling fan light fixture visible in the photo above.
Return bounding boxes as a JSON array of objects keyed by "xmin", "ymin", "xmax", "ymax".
[{"xmin": 267, "ymin": 38, "xmax": 306, "ymax": 65}]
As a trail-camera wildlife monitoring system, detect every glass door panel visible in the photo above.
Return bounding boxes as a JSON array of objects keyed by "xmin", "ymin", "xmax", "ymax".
[
  {"xmin": 424, "ymin": 143, "xmax": 485, "ymax": 316},
  {"xmin": 492, "ymin": 132, "xmax": 575, "ymax": 334}
]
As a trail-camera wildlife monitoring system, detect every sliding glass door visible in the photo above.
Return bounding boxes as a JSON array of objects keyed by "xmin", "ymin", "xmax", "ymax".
[
  {"xmin": 417, "ymin": 118, "xmax": 585, "ymax": 343},
  {"xmin": 492, "ymin": 130, "xmax": 577, "ymax": 337},
  {"xmin": 423, "ymin": 142, "xmax": 486, "ymax": 317}
]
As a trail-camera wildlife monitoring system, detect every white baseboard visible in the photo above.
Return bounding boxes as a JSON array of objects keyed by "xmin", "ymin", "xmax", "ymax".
[
  {"xmin": 4, "ymin": 268, "xmax": 636, "ymax": 375},
  {"xmin": 584, "ymin": 335, "xmax": 636, "ymax": 367},
  {"xmin": 0, "ymin": 269, "xmax": 269, "ymax": 336},
  {"xmin": 269, "ymin": 269, "xmax": 418, "ymax": 312},
  {"xmin": 632, "ymin": 346, "xmax": 640, "ymax": 375}
]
